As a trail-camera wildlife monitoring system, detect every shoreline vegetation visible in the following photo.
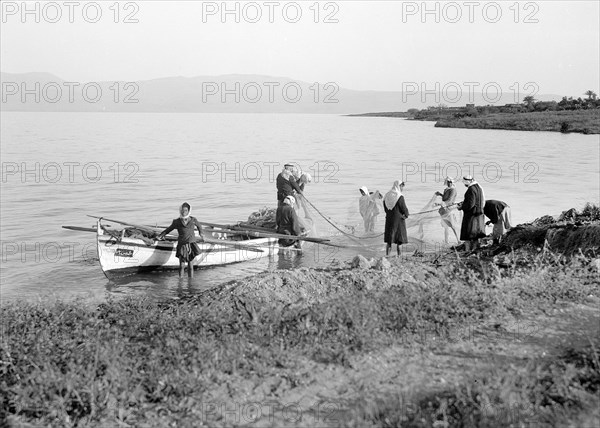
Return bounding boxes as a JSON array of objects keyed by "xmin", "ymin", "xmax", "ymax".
[
  {"xmin": 348, "ymin": 93, "xmax": 600, "ymax": 134},
  {"xmin": 2, "ymin": 204, "xmax": 600, "ymax": 427}
]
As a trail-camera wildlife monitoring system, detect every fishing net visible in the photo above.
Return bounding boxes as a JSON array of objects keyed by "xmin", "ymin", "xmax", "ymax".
[
  {"xmin": 406, "ymin": 195, "xmax": 442, "ymax": 240},
  {"xmin": 300, "ymin": 192, "xmax": 465, "ymax": 251},
  {"xmin": 246, "ymin": 190, "xmax": 463, "ymax": 252},
  {"xmin": 247, "ymin": 207, "xmax": 277, "ymax": 229},
  {"xmin": 294, "ymin": 193, "xmax": 318, "ymax": 237},
  {"xmin": 245, "ymin": 194, "xmax": 318, "ymax": 236},
  {"xmin": 405, "ymin": 194, "xmax": 463, "ymax": 247}
]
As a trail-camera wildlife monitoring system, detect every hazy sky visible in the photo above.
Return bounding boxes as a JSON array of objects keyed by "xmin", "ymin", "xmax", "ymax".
[{"xmin": 1, "ymin": 1, "xmax": 598, "ymax": 96}]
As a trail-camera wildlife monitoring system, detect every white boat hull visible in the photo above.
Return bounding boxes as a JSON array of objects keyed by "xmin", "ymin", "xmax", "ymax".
[{"xmin": 96, "ymin": 221, "xmax": 278, "ymax": 276}]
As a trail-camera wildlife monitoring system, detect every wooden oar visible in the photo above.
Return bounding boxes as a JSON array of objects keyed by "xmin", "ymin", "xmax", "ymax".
[
  {"xmin": 200, "ymin": 237, "xmax": 264, "ymax": 253},
  {"xmin": 62, "ymin": 225, "xmax": 96, "ymax": 233},
  {"xmin": 157, "ymin": 234, "xmax": 264, "ymax": 253},
  {"xmin": 87, "ymin": 215, "xmax": 160, "ymax": 234},
  {"xmin": 236, "ymin": 222, "xmax": 280, "ymax": 233},
  {"xmin": 202, "ymin": 226, "xmax": 346, "ymax": 248},
  {"xmin": 139, "ymin": 221, "xmax": 332, "ymax": 245},
  {"xmin": 184, "ymin": 219, "xmax": 276, "ymax": 235},
  {"xmin": 232, "ymin": 223, "xmax": 332, "ymax": 242},
  {"xmin": 207, "ymin": 221, "xmax": 276, "ymax": 233},
  {"xmin": 199, "ymin": 221, "xmax": 331, "ymax": 243},
  {"xmin": 87, "ymin": 216, "xmax": 264, "ymax": 253}
]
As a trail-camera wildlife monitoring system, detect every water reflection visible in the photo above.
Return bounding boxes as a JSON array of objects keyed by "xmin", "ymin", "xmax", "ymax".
[
  {"xmin": 273, "ymin": 248, "xmax": 305, "ymax": 270},
  {"xmin": 105, "ymin": 266, "xmax": 226, "ymax": 300}
]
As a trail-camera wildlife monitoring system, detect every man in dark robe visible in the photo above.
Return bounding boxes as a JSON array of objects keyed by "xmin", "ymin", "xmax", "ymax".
[
  {"xmin": 383, "ymin": 181, "xmax": 409, "ymax": 256},
  {"xmin": 457, "ymin": 175, "xmax": 485, "ymax": 251},
  {"xmin": 484, "ymin": 200, "xmax": 512, "ymax": 244},
  {"xmin": 276, "ymin": 164, "xmax": 303, "ymax": 207},
  {"xmin": 276, "ymin": 196, "xmax": 305, "ymax": 249}
]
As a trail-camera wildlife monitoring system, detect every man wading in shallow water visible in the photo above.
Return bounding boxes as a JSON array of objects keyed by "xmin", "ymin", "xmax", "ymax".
[
  {"xmin": 359, "ymin": 186, "xmax": 382, "ymax": 233},
  {"xmin": 457, "ymin": 176, "xmax": 486, "ymax": 251},
  {"xmin": 276, "ymin": 195, "xmax": 306, "ymax": 250},
  {"xmin": 434, "ymin": 177, "xmax": 461, "ymax": 244},
  {"xmin": 275, "ymin": 163, "xmax": 303, "ymax": 224},
  {"xmin": 156, "ymin": 203, "xmax": 204, "ymax": 278}
]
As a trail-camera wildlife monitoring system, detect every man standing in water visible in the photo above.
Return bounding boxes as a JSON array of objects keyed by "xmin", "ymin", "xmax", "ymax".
[
  {"xmin": 434, "ymin": 177, "xmax": 460, "ymax": 244},
  {"xmin": 359, "ymin": 186, "xmax": 382, "ymax": 233},
  {"xmin": 457, "ymin": 175, "xmax": 485, "ymax": 251},
  {"xmin": 276, "ymin": 196, "xmax": 305, "ymax": 250},
  {"xmin": 276, "ymin": 163, "xmax": 303, "ymax": 223},
  {"xmin": 156, "ymin": 203, "xmax": 204, "ymax": 278}
]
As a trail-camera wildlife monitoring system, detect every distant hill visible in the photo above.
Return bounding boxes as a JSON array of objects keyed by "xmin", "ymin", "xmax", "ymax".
[{"xmin": 1, "ymin": 72, "xmax": 563, "ymax": 113}]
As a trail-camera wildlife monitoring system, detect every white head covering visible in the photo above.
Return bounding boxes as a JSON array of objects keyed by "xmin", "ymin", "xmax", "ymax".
[
  {"xmin": 179, "ymin": 203, "xmax": 192, "ymax": 224},
  {"xmin": 301, "ymin": 173, "xmax": 312, "ymax": 184},
  {"xmin": 283, "ymin": 195, "xmax": 295, "ymax": 206},
  {"xmin": 384, "ymin": 181, "xmax": 403, "ymax": 210},
  {"xmin": 292, "ymin": 167, "xmax": 302, "ymax": 180},
  {"xmin": 359, "ymin": 186, "xmax": 378, "ymax": 218}
]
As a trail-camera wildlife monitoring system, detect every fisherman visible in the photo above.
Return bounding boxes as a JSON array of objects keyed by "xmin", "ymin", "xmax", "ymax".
[
  {"xmin": 434, "ymin": 177, "xmax": 460, "ymax": 244},
  {"xmin": 457, "ymin": 175, "xmax": 486, "ymax": 251},
  {"xmin": 156, "ymin": 202, "xmax": 204, "ymax": 278},
  {"xmin": 359, "ymin": 186, "xmax": 382, "ymax": 233},
  {"xmin": 276, "ymin": 163, "xmax": 303, "ymax": 206},
  {"xmin": 291, "ymin": 167, "xmax": 313, "ymax": 232},
  {"xmin": 276, "ymin": 163, "xmax": 303, "ymax": 224},
  {"xmin": 275, "ymin": 195, "xmax": 305, "ymax": 249},
  {"xmin": 383, "ymin": 181, "xmax": 409, "ymax": 256},
  {"xmin": 484, "ymin": 199, "xmax": 512, "ymax": 244},
  {"xmin": 291, "ymin": 167, "xmax": 312, "ymax": 212}
]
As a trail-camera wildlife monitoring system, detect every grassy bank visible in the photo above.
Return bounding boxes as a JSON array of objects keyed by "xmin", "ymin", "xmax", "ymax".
[
  {"xmin": 2, "ymin": 207, "xmax": 600, "ymax": 427},
  {"xmin": 2, "ymin": 256, "xmax": 599, "ymax": 426},
  {"xmin": 348, "ymin": 339, "xmax": 600, "ymax": 427},
  {"xmin": 434, "ymin": 109, "xmax": 600, "ymax": 134}
]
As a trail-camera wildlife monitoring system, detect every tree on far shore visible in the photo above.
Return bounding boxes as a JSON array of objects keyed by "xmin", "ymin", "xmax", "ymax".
[
  {"xmin": 585, "ymin": 90, "xmax": 597, "ymax": 100},
  {"xmin": 523, "ymin": 96, "xmax": 536, "ymax": 108}
]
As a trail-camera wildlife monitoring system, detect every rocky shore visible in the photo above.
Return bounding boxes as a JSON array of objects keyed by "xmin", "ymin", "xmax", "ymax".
[{"xmin": 2, "ymin": 205, "xmax": 599, "ymax": 427}]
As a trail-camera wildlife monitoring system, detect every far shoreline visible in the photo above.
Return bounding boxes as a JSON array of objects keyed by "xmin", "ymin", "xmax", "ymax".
[{"xmin": 348, "ymin": 103, "xmax": 600, "ymax": 135}]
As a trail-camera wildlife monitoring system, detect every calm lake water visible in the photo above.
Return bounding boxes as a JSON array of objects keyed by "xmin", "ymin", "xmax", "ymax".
[{"xmin": 1, "ymin": 112, "xmax": 599, "ymax": 302}]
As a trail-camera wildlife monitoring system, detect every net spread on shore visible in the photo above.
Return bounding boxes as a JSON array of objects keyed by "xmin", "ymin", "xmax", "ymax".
[{"xmin": 247, "ymin": 193, "xmax": 462, "ymax": 251}]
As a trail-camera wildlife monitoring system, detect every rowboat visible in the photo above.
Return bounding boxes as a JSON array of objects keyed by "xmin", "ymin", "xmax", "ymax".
[
  {"xmin": 63, "ymin": 214, "xmax": 338, "ymax": 278},
  {"xmin": 93, "ymin": 219, "xmax": 278, "ymax": 277}
]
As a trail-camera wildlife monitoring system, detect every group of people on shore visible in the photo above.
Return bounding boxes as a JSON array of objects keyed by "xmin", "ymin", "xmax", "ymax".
[
  {"xmin": 360, "ymin": 176, "xmax": 512, "ymax": 255},
  {"xmin": 155, "ymin": 165, "xmax": 513, "ymax": 278},
  {"xmin": 275, "ymin": 161, "xmax": 514, "ymax": 255}
]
